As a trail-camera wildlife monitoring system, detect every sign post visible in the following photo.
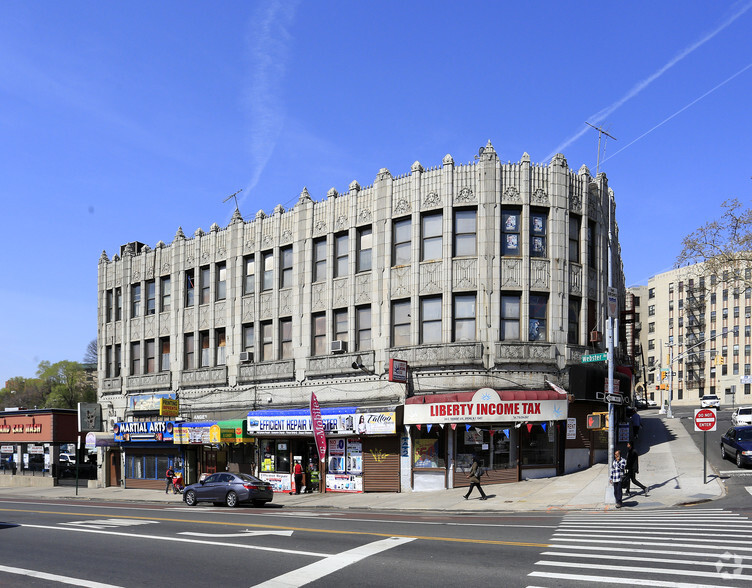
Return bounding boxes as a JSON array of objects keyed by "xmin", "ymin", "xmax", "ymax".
[{"xmin": 694, "ymin": 408, "xmax": 717, "ymax": 484}]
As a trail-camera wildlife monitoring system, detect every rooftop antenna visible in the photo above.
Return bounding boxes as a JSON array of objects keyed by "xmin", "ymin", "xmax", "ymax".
[
  {"xmin": 585, "ymin": 122, "xmax": 617, "ymax": 176},
  {"xmin": 222, "ymin": 189, "xmax": 243, "ymax": 215}
]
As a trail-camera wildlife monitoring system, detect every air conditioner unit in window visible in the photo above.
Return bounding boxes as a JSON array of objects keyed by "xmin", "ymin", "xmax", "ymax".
[
  {"xmin": 330, "ymin": 340, "xmax": 347, "ymax": 354},
  {"xmin": 239, "ymin": 351, "xmax": 254, "ymax": 362}
]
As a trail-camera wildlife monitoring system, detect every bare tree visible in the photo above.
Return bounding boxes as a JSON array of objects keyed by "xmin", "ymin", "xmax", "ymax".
[
  {"xmin": 677, "ymin": 198, "xmax": 752, "ymax": 288},
  {"xmin": 83, "ymin": 338, "xmax": 98, "ymax": 365}
]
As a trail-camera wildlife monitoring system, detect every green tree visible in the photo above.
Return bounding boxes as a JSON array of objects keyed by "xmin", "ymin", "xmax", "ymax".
[{"xmin": 37, "ymin": 361, "xmax": 96, "ymax": 409}]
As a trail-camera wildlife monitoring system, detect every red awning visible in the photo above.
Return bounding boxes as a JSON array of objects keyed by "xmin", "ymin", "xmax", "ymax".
[{"xmin": 406, "ymin": 389, "xmax": 563, "ymax": 404}]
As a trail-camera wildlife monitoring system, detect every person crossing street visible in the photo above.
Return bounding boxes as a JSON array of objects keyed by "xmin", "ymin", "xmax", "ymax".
[{"xmin": 609, "ymin": 449, "xmax": 627, "ymax": 508}]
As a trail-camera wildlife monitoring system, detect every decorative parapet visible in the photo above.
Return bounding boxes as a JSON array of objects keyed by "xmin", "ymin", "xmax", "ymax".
[
  {"xmin": 306, "ymin": 351, "xmax": 375, "ymax": 378},
  {"xmin": 238, "ymin": 360, "xmax": 295, "ymax": 384},
  {"xmin": 178, "ymin": 367, "xmax": 227, "ymax": 388},
  {"xmin": 101, "ymin": 377, "xmax": 122, "ymax": 394},
  {"xmin": 494, "ymin": 342, "xmax": 556, "ymax": 365},
  {"xmin": 389, "ymin": 342, "xmax": 483, "ymax": 367},
  {"xmin": 125, "ymin": 372, "xmax": 172, "ymax": 391}
]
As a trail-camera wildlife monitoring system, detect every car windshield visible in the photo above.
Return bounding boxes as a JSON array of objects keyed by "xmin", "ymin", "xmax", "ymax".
[
  {"xmin": 740, "ymin": 409, "xmax": 752, "ymax": 415},
  {"xmin": 704, "ymin": 396, "xmax": 718, "ymax": 400},
  {"xmin": 737, "ymin": 429, "xmax": 752, "ymax": 441}
]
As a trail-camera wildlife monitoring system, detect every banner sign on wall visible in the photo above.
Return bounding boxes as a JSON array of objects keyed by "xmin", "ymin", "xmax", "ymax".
[
  {"xmin": 114, "ymin": 421, "xmax": 175, "ymax": 442},
  {"xmin": 311, "ymin": 392, "xmax": 327, "ymax": 464},
  {"xmin": 248, "ymin": 406, "xmax": 397, "ymax": 436}
]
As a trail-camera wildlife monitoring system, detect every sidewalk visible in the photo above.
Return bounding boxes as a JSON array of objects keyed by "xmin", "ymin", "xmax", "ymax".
[{"xmin": 0, "ymin": 415, "xmax": 724, "ymax": 512}]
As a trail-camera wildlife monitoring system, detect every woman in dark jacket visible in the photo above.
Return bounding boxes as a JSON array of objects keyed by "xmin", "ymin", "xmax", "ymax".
[{"xmin": 464, "ymin": 456, "xmax": 487, "ymax": 500}]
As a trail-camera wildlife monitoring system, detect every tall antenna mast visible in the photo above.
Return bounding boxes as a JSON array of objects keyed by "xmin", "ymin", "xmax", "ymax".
[
  {"xmin": 585, "ymin": 121, "xmax": 617, "ymax": 176},
  {"xmin": 222, "ymin": 189, "xmax": 243, "ymax": 216}
]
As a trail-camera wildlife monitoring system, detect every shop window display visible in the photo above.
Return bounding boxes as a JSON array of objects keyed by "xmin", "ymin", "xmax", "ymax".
[
  {"xmin": 520, "ymin": 423, "xmax": 555, "ymax": 466},
  {"xmin": 456, "ymin": 426, "xmax": 517, "ymax": 473},
  {"xmin": 412, "ymin": 427, "xmax": 446, "ymax": 469}
]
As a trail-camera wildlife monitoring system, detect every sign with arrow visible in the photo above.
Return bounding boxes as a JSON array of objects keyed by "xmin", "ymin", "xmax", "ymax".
[{"xmin": 605, "ymin": 393, "xmax": 623, "ymax": 405}]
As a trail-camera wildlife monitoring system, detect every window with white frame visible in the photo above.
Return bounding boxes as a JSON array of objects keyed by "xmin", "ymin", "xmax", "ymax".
[
  {"xmin": 500, "ymin": 294, "xmax": 521, "ymax": 341},
  {"xmin": 356, "ymin": 305, "xmax": 371, "ymax": 351},
  {"xmin": 262, "ymin": 251, "xmax": 273, "ymax": 291},
  {"xmin": 280, "ymin": 246, "xmax": 293, "ymax": 289},
  {"xmin": 334, "ymin": 233, "xmax": 348, "ymax": 278},
  {"xmin": 216, "ymin": 328, "xmax": 226, "ymax": 365},
  {"xmin": 569, "ymin": 216, "xmax": 580, "ymax": 263},
  {"xmin": 334, "ymin": 308, "xmax": 348, "ymax": 347},
  {"xmin": 160, "ymin": 276, "xmax": 171, "ymax": 312},
  {"xmin": 501, "ymin": 209, "xmax": 521, "ymax": 256},
  {"xmin": 421, "ymin": 212, "xmax": 442, "ymax": 261},
  {"xmin": 357, "ymin": 226, "xmax": 372, "ymax": 273},
  {"xmin": 216, "ymin": 262, "xmax": 226, "ymax": 300},
  {"xmin": 184, "ymin": 334, "xmax": 194, "ymax": 370},
  {"xmin": 313, "ymin": 238, "xmax": 326, "ymax": 282},
  {"xmin": 312, "ymin": 313, "xmax": 326, "ymax": 356},
  {"xmin": 530, "ymin": 211, "xmax": 547, "ymax": 257},
  {"xmin": 392, "ymin": 300, "xmax": 411, "ymax": 347},
  {"xmin": 421, "ymin": 296, "xmax": 442, "ymax": 344},
  {"xmin": 453, "ymin": 209, "xmax": 476, "ymax": 257},
  {"xmin": 529, "ymin": 294, "xmax": 548, "ymax": 341},
  {"xmin": 200, "ymin": 266, "xmax": 210, "ymax": 304},
  {"xmin": 131, "ymin": 283, "xmax": 141, "ymax": 318},
  {"xmin": 392, "ymin": 218, "xmax": 411, "ymax": 266},
  {"xmin": 243, "ymin": 255, "xmax": 255, "ymax": 295},
  {"xmin": 280, "ymin": 318, "xmax": 293, "ymax": 359},
  {"xmin": 453, "ymin": 293, "xmax": 476, "ymax": 342}
]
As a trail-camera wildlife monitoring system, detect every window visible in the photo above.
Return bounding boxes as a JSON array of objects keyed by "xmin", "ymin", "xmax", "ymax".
[
  {"xmin": 131, "ymin": 283, "xmax": 141, "ymax": 318},
  {"xmin": 312, "ymin": 313, "xmax": 326, "ymax": 356},
  {"xmin": 160, "ymin": 337, "xmax": 170, "ymax": 372},
  {"xmin": 648, "ymin": 288, "xmax": 655, "ymax": 299},
  {"xmin": 393, "ymin": 218, "xmax": 411, "ymax": 265},
  {"xmin": 648, "ymin": 340, "xmax": 655, "ymax": 350},
  {"xmin": 735, "ymin": 306, "xmax": 740, "ymax": 319},
  {"xmin": 243, "ymin": 256, "xmax": 255, "ymax": 295},
  {"xmin": 453, "ymin": 209, "xmax": 476, "ymax": 257},
  {"xmin": 421, "ymin": 296, "xmax": 442, "ymax": 344},
  {"xmin": 392, "ymin": 300, "xmax": 411, "ymax": 347},
  {"xmin": 334, "ymin": 233, "xmax": 348, "ymax": 278},
  {"xmin": 199, "ymin": 331, "xmax": 210, "ymax": 367},
  {"xmin": 115, "ymin": 288, "xmax": 122, "ymax": 321},
  {"xmin": 280, "ymin": 246, "xmax": 293, "ymax": 289},
  {"xmin": 280, "ymin": 318, "xmax": 293, "ymax": 359},
  {"xmin": 200, "ymin": 266, "xmax": 210, "ymax": 304},
  {"xmin": 357, "ymin": 226, "xmax": 372, "ymax": 272},
  {"xmin": 412, "ymin": 427, "xmax": 447, "ymax": 469},
  {"xmin": 500, "ymin": 294, "xmax": 521, "ymax": 341},
  {"xmin": 262, "ymin": 251, "xmax": 273, "ymax": 291},
  {"xmin": 569, "ymin": 216, "xmax": 580, "ymax": 263},
  {"xmin": 453, "ymin": 293, "xmax": 476, "ymax": 342},
  {"xmin": 185, "ymin": 270, "xmax": 195, "ymax": 307},
  {"xmin": 520, "ymin": 423, "xmax": 554, "ymax": 466},
  {"xmin": 216, "ymin": 329, "xmax": 226, "ymax": 365},
  {"xmin": 334, "ymin": 308, "xmax": 348, "ymax": 346},
  {"xmin": 529, "ymin": 294, "xmax": 548, "ymax": 341},
  {"xmin": 568, "ymin": 297, "xmax": 580, "ymax": 344},
  {"xmin": 145, "ymin": 340, "xmax": 156, "ymax": 374},
  {"xmin": 106, "ymin": 290, "xmax": 113, "ymax": 322},
  {"xmin": 146, "ymin": 280, "xmax": 156, "ymax": 315},
  {"xmin": 184, "ymin": 334, "xmax": 195, "ymax": 370},
  {"xmin": 105, "ymin": 346, "xmax": 112, "ymax": 378},
  {"xmin": 648, "ymin": 305, "xmax": 655, "ymax": 316},
  {"xmin": 421, "ymin": 212, "xmax": 442, "ymax": 261},
  {"xmin": 131, "ymin": 342, "xmax": 141, "ymax": 376},
  {"xmin": 114, "ymin": 344, "xmax": 121, "ymax": 377},
  {"xmin": 216, "ymin": 263, "xmax": 227, "ymax": 300},
  {"xmin": 160, "ymin": 277, "xmax": 171, "ymax": 312},
  {"xmin": 261, "ymin": 321, "xmax": 273, "ymax": 361},
  {"xmin": 243, "ymin": 324, "xmax": 255, "ymax": 355},
  {"xmin": 356, "ymin": 305, "xmax": 372, "ymax": 351},
  {"xmin": 711, "ymin": 293, "xmax": 717, "ymax": 304},
  {"xmin": 530, "ymin": 211, "xmax": 547, "ymax": 257},
  {"xmin": 313, "ymin": 238, "xmax": 326, "ymax": 282},
  {"xmin": 648, "ymin": 322, "xmax": 655, "ymax": 333},
  {"xmin": 723, "ymin": 308, "xmax": 728, "ymax": 319},
  {"xmin": 587, "ymin": 220, "xmax": 597, "ymax": 267},
  {"xmin": 502, "ymin": 209, "xmax": 521, "ymax": 256},
  {"xmin": 734, "ymin": 344, "xmax": 740, "ymax": 356}
]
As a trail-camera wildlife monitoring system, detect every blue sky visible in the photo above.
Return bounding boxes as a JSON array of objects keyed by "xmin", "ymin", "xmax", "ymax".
[{"xmin": 1, "ymin": 1, "xmax": 751, "ymax": 386}]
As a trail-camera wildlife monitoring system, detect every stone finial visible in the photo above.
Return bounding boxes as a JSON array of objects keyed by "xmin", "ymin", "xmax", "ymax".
[
  {"xmin": 411, "ymin": 161, "xmax": 423, "ymax": 173},
  {"xmin": 521, "ymin": 152, "xmax": 531, "ymax": 163},
  {"xmin": 113, "ymin": 254, "xmax": 120, "ymax": 262},
  {"xmin": 376, "ymin": 168, "xmax": 392, "ymax": 182},
  {"xmin": 194, "ymin": 228, "xmax": 205, "ymax": 237},
  {"xmin": 142, "ymin": 244, "xmax": 152, "ymax": 252},
  {"xmin": 230, "ymin": 208, "xmax": 243, "ymax": 223},
  {"xmin": 442, "ymin": 154, "xmax": 454, "ymax": 166},
  {"xmin": 298, "ymin": 187, "xmax": 313, "ymax": 205},
  {"xmin": 255, "ymin": 209, "xmax": 266, "ymax": 219},
  {"xmin": 349, "ymin": 180, "xmax": 361, "ymax": 192},
  {"xmin": 156, "ymin": 240, "xmax": 166, "ymax": 248},
  {"xmin": 174, "ymin": 227, "xmax": 186, "ymax": 241},
  {"xmin": 99, "ymin": 250, "xmax": 109, "ymax": 263},
  {"xmin": 273, "ymin": 204, "xmax": 285, "ymax": 216},
  {"xmin": 326, "ymin": 187, "xmax": 338, "ymax": 199},
  {"xmin": 550, "ymin": 153, "xmax": 568, "ymax": 168},
  {"xmin": 578, "ymin": 164, "xmax": 591, "ymax": 177},
  {"xmin": 123, "ymin": 243, "xmax": 134, "ymax": 256},
  {"xmin": 210, "ymin": 223, "xmax": 220, "ymax": 232},
  {"xmin": 479, "ymin": 140, "xmax": 497, "ymax": 162}
]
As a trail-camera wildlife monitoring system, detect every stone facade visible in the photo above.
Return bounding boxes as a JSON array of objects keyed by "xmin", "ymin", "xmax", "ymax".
[{"xmin": 97, "ymin": 142, "xmax": 625, "ymax": 425}]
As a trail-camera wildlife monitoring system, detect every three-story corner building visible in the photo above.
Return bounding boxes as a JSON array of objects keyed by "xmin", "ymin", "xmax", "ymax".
[{"xmin": 97, "ymin": 142, "xmax": 627, "ymax": 493}]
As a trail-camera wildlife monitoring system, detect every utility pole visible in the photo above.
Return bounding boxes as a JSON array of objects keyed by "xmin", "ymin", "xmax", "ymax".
[{"xmin": 586, "ymin": 122, "xmax": 618, "ymax": 474}]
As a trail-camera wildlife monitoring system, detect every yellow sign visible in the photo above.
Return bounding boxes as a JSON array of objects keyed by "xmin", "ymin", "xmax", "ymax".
[{"xmin": 160, "ymin": 398, "xmax": 179, "ymax": 417}]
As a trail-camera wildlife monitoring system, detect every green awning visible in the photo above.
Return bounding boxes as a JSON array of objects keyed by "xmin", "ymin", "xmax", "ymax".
[{"xmin": 216, "ymin": 419, "xmax": 254, "ymax": 443}]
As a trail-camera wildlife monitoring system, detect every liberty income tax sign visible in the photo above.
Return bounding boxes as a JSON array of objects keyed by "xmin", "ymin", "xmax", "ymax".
[{"xmin": 694, "ymin": 408, "xmax": 717, "ymax": 432}]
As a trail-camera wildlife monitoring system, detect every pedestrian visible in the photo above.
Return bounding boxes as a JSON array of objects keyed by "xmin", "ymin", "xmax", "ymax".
[
  {"xmin": 305, "ymin": 461, "xmax": 314, "ymax": 493},
  {"xmin": 165, "ymin": 465, "xmax": 175, "ymax": 494},
  {"xmin": 623, "ymin": 441, "xmax": 648, "ymax": 497},
  {"xmin": 631, "ymin": 410, "xmax": 641, "ymax": 439},
  {"xmin": 293, "ymin": 460, "xmax": 303, "ymax": 495},
  {"xmin": 609, "ymin": 449, "xmax": 627, "ymax": 508},
  {"xmin": 463, "ymin": 456, "xmax": 487, "ymax": 500}
]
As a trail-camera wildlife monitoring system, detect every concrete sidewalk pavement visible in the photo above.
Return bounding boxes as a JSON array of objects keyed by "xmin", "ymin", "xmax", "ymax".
[{"xmin": 0, "ymin": 414, "xmax": 723, "ymax": 512}]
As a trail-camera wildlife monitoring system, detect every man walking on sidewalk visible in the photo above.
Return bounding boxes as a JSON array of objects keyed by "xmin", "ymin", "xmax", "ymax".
[
  {"xmin": 609, "ymin": 449, "xmax": 627, "ymax": 508},
  {"xmin": 623, "ymin": 441, "xmax": 648, "ymax": 497}
]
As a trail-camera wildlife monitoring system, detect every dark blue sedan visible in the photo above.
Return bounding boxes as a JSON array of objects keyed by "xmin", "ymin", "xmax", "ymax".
[
  {"xmin": 183, "ymin": 472, "xmax": 274, "ymax": 508},
  {"xmin": 720, "ymin": 425, "xmax": 752, "ymax": 468}
]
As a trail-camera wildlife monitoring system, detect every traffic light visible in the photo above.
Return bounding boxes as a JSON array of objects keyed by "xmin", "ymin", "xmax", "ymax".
[
  {"xmin": 586, "ymin": 412, "xmax": 609, "ymax": 430},
  {"xmin": 716, "ymin": 356, "xmax": 725, "ymax": 366}
]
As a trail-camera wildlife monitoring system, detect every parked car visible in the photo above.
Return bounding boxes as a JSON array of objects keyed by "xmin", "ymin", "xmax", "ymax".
[
  {"xmin": 647, "ymin": 399, "xmax": 658, "ymax": 408},
  {"xmin": 183, "ymin": 472, "xmax": 274, "ymax": 508},
  {"xmin": 732, "ymin": 407, "xmax": 752, "ymax": 426},
  {"xmin": 634, "ymin": 398, "xmax": 648, "ymax": 410},
  {"xmin": 701, "ymin": 394, "xmax": 720, "ymax": 409},
  {"xmin": 721, "ymin": 425, "xmax": 752, "ymax": 467}
]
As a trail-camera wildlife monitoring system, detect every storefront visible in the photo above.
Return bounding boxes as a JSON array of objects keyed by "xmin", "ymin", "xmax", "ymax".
[
  {"xmin": 247, "ymin": 405, "xmax": 400, "ymax": 493},
  {"xmin": 114, "ymin": 420, "xmax": 180, "ymax": 490},
  {"xmin": 0, "ymin": 409, "xmax": 79, "ymax": 482},
  {"xmin": 404, "ymin": 388, "xmax": 569, "ymax": 491}
]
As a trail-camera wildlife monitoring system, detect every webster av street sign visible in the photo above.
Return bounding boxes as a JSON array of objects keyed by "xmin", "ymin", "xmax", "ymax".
[{"xmin": 581, "ymin": 352, "xmax": 608, "ymax": 363}]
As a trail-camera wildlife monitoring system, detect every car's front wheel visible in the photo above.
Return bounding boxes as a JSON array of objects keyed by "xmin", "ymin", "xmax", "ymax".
[
  {"xmin": 226, "ymin": 491, "xmax": 239, "ymax": 508},
  {"xmin": 737, "ymin": 452, "xmax": 744, "ymax": 468},
  {"xmin": 185, "ymin": 490, "xmax": 197, "ymax": 507},
  {"xmin": 722, "ymin": 445, "xmax": 727, "ymax": 460}
]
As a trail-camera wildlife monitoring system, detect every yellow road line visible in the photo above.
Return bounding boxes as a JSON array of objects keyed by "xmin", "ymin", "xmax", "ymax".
[{"xmin": 0, "ymin": 507, "xmax": 549, "ymax": 548}]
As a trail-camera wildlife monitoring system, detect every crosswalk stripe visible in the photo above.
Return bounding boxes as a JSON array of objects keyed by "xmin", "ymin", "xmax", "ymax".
[
  {"xmin": 549, "ymin": 542, "xmax": 752, "ymax": 560},
  {"xmin": 541, "ymin": 550, "xmax": 752, "ymax": 569},
  {"xmin": 556, "ymin": 529, "xmax": 752, "ymax": 538},
  {"xmin": 536, "ymin": 560, "xmax": 752, "ymax": 580},
  {"xmin": 552, "ymin": 537, "xmax": 752, "ymax": 551},
  {"xmin": 528, "ymin": 571, "xmax": 732, "ymax": 587},
  {"xmin": 555, "ymin": 532, "xmax": 752, "ymax": 543}
]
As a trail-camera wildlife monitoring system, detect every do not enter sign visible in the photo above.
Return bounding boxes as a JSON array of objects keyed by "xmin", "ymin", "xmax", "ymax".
[{"xmin": 694, "ymin": 408, "xmax": 717, "ymax": 432}]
